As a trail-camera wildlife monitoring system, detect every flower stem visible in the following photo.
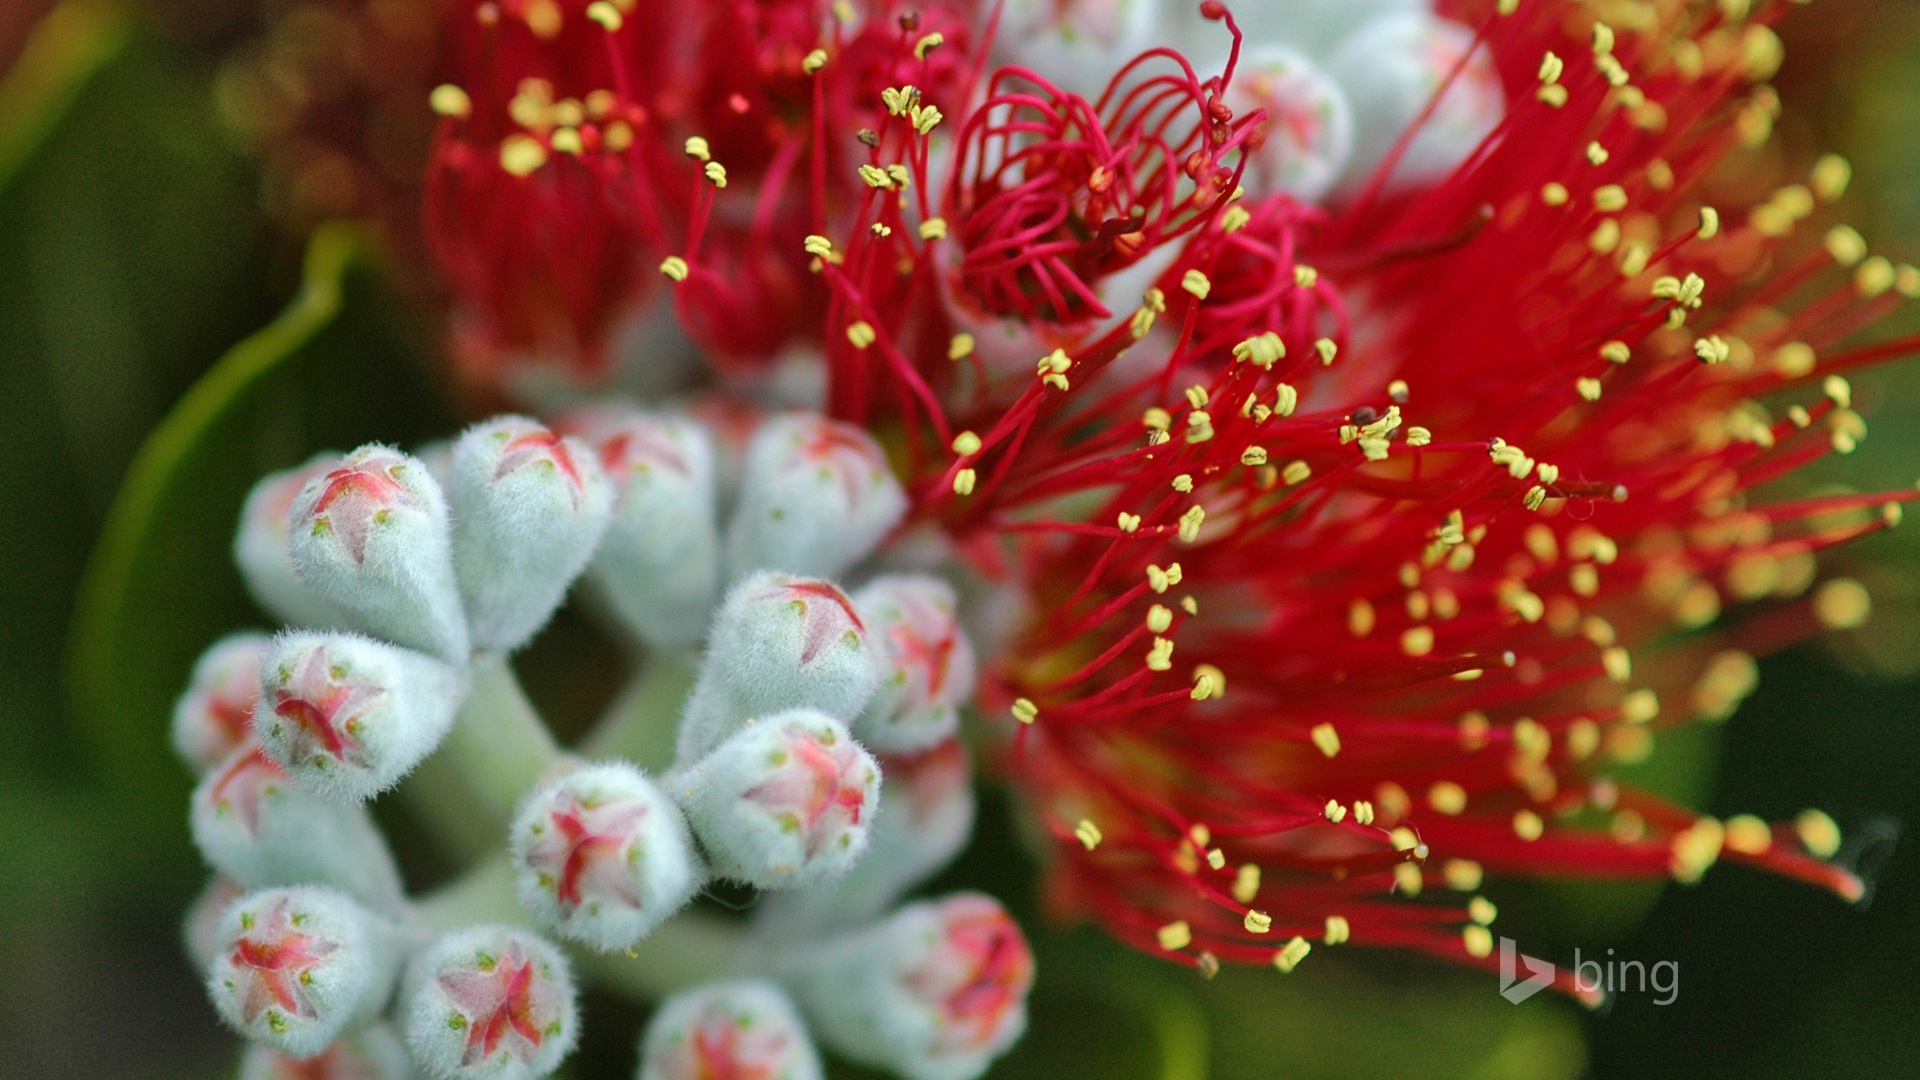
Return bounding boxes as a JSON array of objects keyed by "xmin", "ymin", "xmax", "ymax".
[
  {"xmin": 415, "ymin": 853, "xmax": 747, "ymax": 1001},
  {"xmin": 579, "ymin": 650, "xmax": 698, "ymax": 771},
  {"xmin": 441, "ymin": 651, "xmax": 561, "ymax": 821}
]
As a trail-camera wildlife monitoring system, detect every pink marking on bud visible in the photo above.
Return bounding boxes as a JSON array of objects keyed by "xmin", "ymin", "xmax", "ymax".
[
  {"xmin": 266, "ymin": 648, "xmax": 386, "ymax": 770},
  {"xmin": 904, "ymin": 900, "xmax": 1034, "ymax": 1056},
  {"xmin": 771, "ymin": 579, "xmax": 865, "ymax": 665},
  {"xmin": 887, "ymin": 604, "xmax": 959, "ymax": 701},
  {"xmin": 744, "ymin": 734, "xmax": 871, "ymax": 859},
  {"xmin": 208, "ymin": 745, "xmax": 289, "ymax": 838},
  {"xmin": 798, "ymin": 421, "xmax": 888, "ymax": 514},
  {"xmin": 227, "ymin": 897, "xmax": 342, "ymax": 1025},
  {"xmin": 689, "ymin": 1020, "xmax": 784, "ymax": 1080},
  {"xmin": 597, "ymin": 424, "xmax": 690, "ymax": 477},
  {"xmin": 438, "ymin": 945, "xmax": 547, "ymax": 1067},
  {"xmin": 311, "ymin": 458, "xmax": 415, "ymax": 564},
  {"xmin": 495, "ymin": 429, "xmax": 586, "ymax": 498},
  {"xmin": 534, "ymin": 796, "xmax": 648, "ymax": 911}
]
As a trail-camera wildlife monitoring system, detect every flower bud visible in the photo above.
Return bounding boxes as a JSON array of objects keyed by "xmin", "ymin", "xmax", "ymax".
[
  {"xmin": 677, "ymin": 572, "xmax": 882, "ymax": 763},
  {"xmin": 449, "ymin": 416, "xmax": 613, "ymax": 652},
  {"xmin": 781, "ymin": 893, "xmax": 1034, "ymax": 1080},
  {"xmin": 235, "ymin": 455, "xmax": 349, "ymax": 629},
  {"xmin": 637, "ymin": 981, "xmax": 824, "ymax": 1080},
  {"xmin": 402, "ymin": 925, "xmax": 579, "ymax": 1080},
  {"xmin": 1170, "ymin": 0, "xmax": 1428, "ymax": 55},
  {"xmin": 672, "ymin": 710, "xmax": 881, "ymax": 890},
  {"xmin": 995, "ymin": 0, "xmax": 1158, "ymax": 98},
  {"xmin": 509, "ymin": 762, "xmax": 703, "ymax": 952},
  {"xmin": 1220, "ymin": 44, "xmax": 1354, "ymax": 204},
  {"xmin": 206, "ymin": 886, "xmax": 400, "ymax": 1059},
  {"xmin": 852, "ymin": 576, "xmax": 976, "ymax": 755},
  {"xmin": 758, "ymin": 741, "xmax": 976, "ymax": 931},
  {"xmin": 1325, "ymin": 11, "xmax": 1502, "ymax": 194},
  {"xmin": 288, "ymin": 445, "xmax": 470, "ymax": 662},
  {"xmin": 724, "ymin": 414, "xmax": 906, "ymax": 583},
  {"xmin": 190, "ymin": 744, "xmax": 407, "ymax": 909},
  {"xmin": 239, "ymin": 1023, "xmax": 414, "ymax": 1080},
  {"xmin": 574, "ymin": 411, "xmax": 723, "ymax": 651},
  {"xmin": 254, "ymin": 632, "xmax": 465, "ymax": 803},
  {"xmin": 173, "ymin": 632, "xmax": 272, "ymax": 774}
]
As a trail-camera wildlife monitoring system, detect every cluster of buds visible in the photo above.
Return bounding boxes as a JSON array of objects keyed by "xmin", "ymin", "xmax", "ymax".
[{"xmin": 178, "ymin": 407, "xmax": 1032, "ymax": 1077}]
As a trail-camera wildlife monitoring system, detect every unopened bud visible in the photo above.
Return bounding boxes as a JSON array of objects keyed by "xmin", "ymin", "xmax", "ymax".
[
  {"xmin": 782, "ymin": 893, "xmax": 1033, "ymax": 1080},
  {"xmin": 449, "ymin": 417, "xmax": 612, "ymax": 652},
  {"xmin": 234, "ymin": 455, "xmax": 349, "ymax": 629},
  {"xmin": 206, "ymin": 886, "xmax": 400, "ymax": 1059},
  {"xmin": 239, "ymin": 1022, "xmax": 414, "ymax": 1080},
  {"xmin": 288, "ymin": 445, "xmax": 469, "ymax": 662},
  {"xmin": 173, "ymin": 633, "xmax": 271, "ymax": 774},
  {"xmin": 724, "ymin": 414, "xmax": 907, "ymax": 583},
  {"xmin": 401, "ymin": 925, "xmax": 579, "ymax": 1080},
  {"xmin": 997, "ymin": 0, "xmax": 1156, "ymax": 98},
  {"xmin": 1223, "ymin": 45, "xmax": 1353, "ymax": 203},
  {"xmin": 672, "ymin": 710, "xmax": 881, "ymax": 889},
  {"xmin": 1174, "ymin": 0, "xmax": 1425, "ymax": 54},
  {"xmin": 1326, "ymin": 11, "xmax": 1502, "ymax": 194},
  {"xmin": 637, "ymin": 981, "xmax": 825, "ymax": 1080},
  {"xmin": 509, "ymin": 762, "xmax": 702, "ymax": 951},
  {"xmin": 190, "ymin": 744, "xmax": 406, "ymax": 909},
  {"xmin": 574, "ymin": 411, "xmax": 723, "ymax": 650},
  {"xmin": 183, "ymin": 875, "xmax": 247, "ymax": 966},
  {"xmin": 759, "ymin": 740, "xmax": 975, "ymax": 930},
  {"xmin": 850, "ymin": 576, "xmax": 977, "ymax": 755},
  {"xmin": 677, "ymin": 572, "xmax": 881, "ymax": 763},
  {"xmin": 254, "ymin": 632, "xmax": 464, "ymax": 803}
]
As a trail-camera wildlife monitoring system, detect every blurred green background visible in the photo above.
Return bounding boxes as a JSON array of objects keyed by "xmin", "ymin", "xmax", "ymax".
[{"xmin": 2, "ymin": 3, "xmax": 1916, "ymax": 1078}]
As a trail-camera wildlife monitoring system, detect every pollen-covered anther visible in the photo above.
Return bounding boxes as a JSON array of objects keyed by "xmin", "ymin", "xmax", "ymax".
[
  {"xmin": 660, "ymin": 256, "xmax": 689, "ymax": 281},
  {"xmin": 1310, "ymin": 723, "xmax": 1341, "ymax": 758},
  {"xmin": 1191, "ymin": 664, "xmax": 1225, "ymax": 701},
  {"xmin": 431, "ymin": 84, "xmax": 472, "ymax": 119},
  {"xmin": 1272, "ymin": 936, "xmax": 1311, "ymax": 973},
  {"xmin": 1011, "ymin": 698, "xmax": 1038, "ymax": 725},
  {"xmin": 1323, "ymin": 800, "xmax": 1347, "ymax": 824},
  {"xmin": 1146, "ymin": 637, "xmax": 1175, "ymax": 672},
  {"xmin": 802, "ymin": 48, "xmax": 827, "ymax": 74},
  {"xmin": 1181, "ymin": 270, "xmax": 1212, "ymax": 301},
  {"xmin": 1157, "ymin": 921, "xmax": 1191, "ymax": 951},
  {"xmin": 1075, "ymin": 819, "xmax": 1102, "ymax": 851}
]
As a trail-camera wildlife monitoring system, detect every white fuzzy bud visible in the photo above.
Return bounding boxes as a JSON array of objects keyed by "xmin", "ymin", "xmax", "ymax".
[
  {"xmin": 509, "ymin": 762, "xmax": 703, "ymax": 952},
  {"xmin": 184, "ymin": 875, "xmax": 247, "ymax": 967},
  {"xmin": 173, "ymin": 632, "xmax": 271, "ymax": 774},
  {"xmin": 190, "ymin": 744, "xmax": 406, "ymax": 909},
  {"xmin": 206, "ymin": 886, "xmax": 400, "ymax": 1059},
  {"xmin": 677, "ymin": 572, "xmax": 882, "ymax": 763},
  {"xmin": 994, "ymin": 0, "xmax": 1158, "ymax": 98},
  {"xmin": 239, "ymin": 1022, "xmax": 415, "ymax": 1080},
  {"xmin": 671, "ymin": 710, "xmax": 881, "ymax": 890},
  {"xmin": 758, "ymin": 740, "xmax": 975, "ymax": 931},
  {"xmin": 254, "ymin": 632, "xmax": 464, "ymax": 803},
  {"xmin": 637, "ymin": 981, "xmax": 825, "ymax": 1080},
  {"xmin": 575, "ymin": 411, "xmax": 723, "ymax": 651},
  {"xmin": 1325, "ymin": 11, "xmax": 1503, "ymax": 194},
  {"xmin": 781, "ymin": 893, "xmax": 1034, "ymax": 1080},
  {"xmin": 449, "ymin": 416, "xmax": 613, "ymax": 652},
  {"xmin": 1219, "ymin": 44, "xmax": 1354, "ymax": 204},
  {"xmin": 288, "ymin": 445, "xmax": 469, "ymax": 662},
  {"xmin": 1171, "ymin": 0, "xmax": 1429, "ymax": 56},
  {"xmin": 235, "ymin": 455, "xmax": 349, "ymax": 629},
  {"xmin": 402, "ymin": 925, "xmax": 579, "ymax": 1080},
  {"xmin": 724, "ymin": 414, "xmax": 906, "ymax": 583},
  {"xmin": 851, "ymin": 576, "xmax": 976, "ymax": 755}
]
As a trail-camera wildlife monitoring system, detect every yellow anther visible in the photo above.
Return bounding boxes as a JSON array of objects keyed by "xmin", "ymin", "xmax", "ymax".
[
  {"xmin": 1826, "ymin": 225, "xmax": 1868, "ymax": 267},
  {"xmin": 1146, "ymin": 563, "xmax": 1182, "ymax": 593},
  {"xmin": 1181, "ymin": 269, "xmax": 1212, "ymax": 300},
  {"xmin": 1536, "ymin": 84, "xmax": 1569, "ymax": 108},
  {"xmin": 803, "ymin": 235, "xmax": 834, "ymax": 258},
  {"xmin": 1577, "ymin": 377, "xmax": 1602, "ymax": 401},
  {"xmin": 1429, "ymin": 782, "xmax": 1468, "ymax": 815},
  {"xmin": 1587, "ymin": 141, "xmax": 1610, "ymax": 166},
  {"xmin": 1594, "ymin": 184, "xmax": 1628, "ymax": 212},
  {"xmin": 1309, "ymin": 722, "xmax": 1341, "ymax": 758},
  {"xmin": 1146, "ymin": 604, "xmax": 1173, "ymax": 634},
  {"xmin": 1282, "ymin": 460, "xmax": 1312, "ymax": 485},
  {"xmin": 1323, "ymin": 915, "xmax": 1351, "ymax": 945},
  {"xmin": 1010, "ymin": 698, "xmax": 1038, "ymax": 725},
  {"xmin": 802, "ymin": 48, "xmax": 828, "ymax": 74},
  {"xmin": 1240, "ymin": 447, "xmax": 1269, "ymax": 467},
  {"xmin": 1724, "ymin": 814, "xmax": 1772, "ymax": 855},
  {"xmin": 1232, "ymin": 331, "xmax": 1286, "ymax": 368},
  {"xmin": 684, "ymin": 135, "xmax": 711, "ymax": 161},
  {"xmin": 947, "ymin": 333, "xmax": 974, "ymax": 361},
  {"xmin": 1812, "ymin": 153, "xmax": 1852, "ymax": 201},
  {"xmin": 1541, "ymin": 182, "xmax": 1570, "ymax": 206},
  {"xmin": 1146, "ymin": 637, "xmax": 1175, "ymax": 672},
  {"xmin": 1157, "ymin": 921, "xmax": 1192, "ymax": 951},
  {"xmin": 704, "ymin": 161, "xmax": 727, "ymax": 187},
  {"xmin": 1671, "ymin": 817, "xmax": 1725, "ymax": 883},
  {"xmin": 1177, "ymin": 506, "xmax": 1206, "ymax": 544},
  {"xmin": 1401, "ymin": 625, "xmax": 1435, "ymax": 657},
  {"xmin": 1620, "ymin": 687, "xmax": 1659, "ymax": 725},
  {"xmin": 1592, "ymin": 22, "xmax": 1616, "ymax": 55},
  {"xmin": 1796, "ymin": 809, "xmax": 1842, "ymax": 859},
  {"xmin": 1602, "ymin": 646, "xmax": 1632, "ymax": 682},
  {"xmin": 1273, "ymin": 936, "xmax": 1311, "ymax": 973},
  {"xmin": 1443, "ymin": 858, "xmax": 1484, "ymax": 891},
  {"xmin": 1232, "ymin": 864, "xmax": 1262, "ymax": 904},
  {"xmin": 1463, "ymin": 925, "xmax": 1494, "ymax": 958},
  {"xmin": 1538, "ymin": 51, "xmax": 1564, "ymax": 84},
  {"xmin": 1813, "ymin": 578, "xmax": 1871, "ymax": 629},
  {"xmin": 1294, "ymin": 265, "xmax": 1319, "ymax": 288},
  {"xmin": 1171, "ymin": 473, "xmax": 1193, "ymax": 493},
  {"xmin": 886, "ymin": 163, "xmax": 912, "ymax": 187},
  {"xmin": 1513, "ymin": 809, "xmax": 1545, "ymax": 841},
  {"xmin": 658, "ymin": 255, "xmax": 689, "ymax": 281},
  {"xmin": 1314, "ymin": 337, "xmax": 1338, "ymax": 365},
  {"xmin": 1074, "ymin": 819, "xmax": 1102, "ymax": 851},
  {"xmin": 1698, "ymin": 205, "xmax": 1720, "ymax": 239},
  {"xmin": 952, "ymin": 468, "xmax": 976, "ymax": 496},
  {"xmin": 549, "ymin": 128, "xmax": 584, "ymax": 155},
  {"xmin": 1467, "ymin": 896, "xmax": 1498, "ymax": 926},
  {"xmin": 845, "ymin": 321, "xmax": 877, "ymax": 349},
  {"xmin": 1352, "ymin": 800, "xmax": 1375, "ymax": 826},
  {"xmin": 585, "ymin": 1, "xmax": 622, "ymax": 30},
  {"xmin": 430, "ymin": 84, "xmax": 473, "ymax": 119},
  {"xmin": 858, "ymin": 164, "xmax": 892, "ymax": 189},
  {"xmin": 918, "ymin": 217, "xmax": 947, "ymax": 240},
  {"xmin": 1221, "ymin": 205, "xmax": 1252, "ymax": 233},
  {"xmin": 499, "ymin": 134, "xmax": 549, "ymax": 177},
  {"xmin": 914, "ymin": 31, "xmax": 944, "ymax": 58},
  {"xmin": 1116, "ymin": 512, "xmax": 1141, "ymax": 534}
]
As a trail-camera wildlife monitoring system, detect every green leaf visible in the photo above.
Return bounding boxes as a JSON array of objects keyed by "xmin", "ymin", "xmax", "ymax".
[
  {"xmin": 0, "ymin": 1, "xmax": 132, "ymax": 200},
  {"xmin": 66, "ymin": 222, "xmax": 448, "ymax": 831}
]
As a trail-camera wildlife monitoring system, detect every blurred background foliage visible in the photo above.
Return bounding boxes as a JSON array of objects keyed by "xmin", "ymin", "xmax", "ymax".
[{"xmin": 2, "ymin": 2, "xmax": 1916, "ymax": 1078}]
